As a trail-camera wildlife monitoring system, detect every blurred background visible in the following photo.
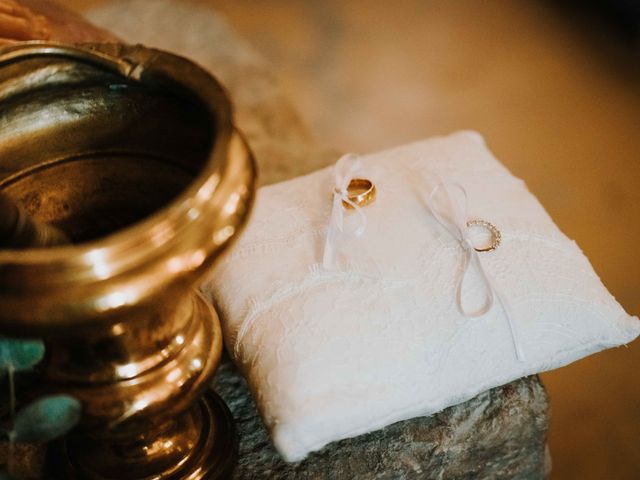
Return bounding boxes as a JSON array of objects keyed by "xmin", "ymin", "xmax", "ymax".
[{"xmin": 63, "ymin": 1, "xmax": 640, "ymax": 478}]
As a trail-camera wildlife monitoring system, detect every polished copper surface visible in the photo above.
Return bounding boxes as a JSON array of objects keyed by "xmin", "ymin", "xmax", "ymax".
[{"xmin": 0, "ymin": 42, "xmax": 255, "ymax": 479}]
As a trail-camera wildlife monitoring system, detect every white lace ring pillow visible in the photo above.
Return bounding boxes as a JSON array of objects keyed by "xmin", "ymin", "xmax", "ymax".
[{"xmin": 205, "ymin": 131, "xmax": 639, "ymax": 462}]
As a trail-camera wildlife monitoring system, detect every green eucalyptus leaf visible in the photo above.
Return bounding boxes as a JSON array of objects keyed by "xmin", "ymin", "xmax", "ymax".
[
  {"xmin": 13, "ymin": 395, "xmax": 81, "ymax": 443},
  {"xmin": 0, "ymin": 339, "xmax": 45, "ymax": 371}
]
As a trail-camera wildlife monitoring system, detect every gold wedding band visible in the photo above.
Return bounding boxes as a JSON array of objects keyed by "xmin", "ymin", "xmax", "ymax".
[
  {"xmin": 341, "ymin": 178, "xmax": 376, "ymax": 209},
  {"xmin": 466, "ymin": 219, "xmax": 502, "ymax": 252}
]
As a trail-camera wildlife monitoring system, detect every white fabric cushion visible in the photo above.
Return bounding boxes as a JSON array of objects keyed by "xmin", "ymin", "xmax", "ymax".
[{"xmin": 204, "ymin": 131, "xmax": 639, "ymax": 462}]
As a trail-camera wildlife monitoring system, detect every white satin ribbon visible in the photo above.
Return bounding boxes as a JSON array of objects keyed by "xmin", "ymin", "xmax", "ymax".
[
  {"xmin": 427, "ymin": 181, "xmax": 525, "ymax": 361},
  {"xmin": 322, "ymin": 154, "xmax": 367, "ymax": 269}
]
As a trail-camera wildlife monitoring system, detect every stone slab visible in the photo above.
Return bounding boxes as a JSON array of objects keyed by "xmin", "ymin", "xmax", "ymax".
[{"xmin": 214, "ymin": 360, "xmax": 549, "ymax": 479}]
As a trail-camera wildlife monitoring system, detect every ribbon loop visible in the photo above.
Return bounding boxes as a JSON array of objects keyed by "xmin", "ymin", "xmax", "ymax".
[
  {"xmin": 322, "ymin": 154, "xmax": 368, "ymax": 269},
  {"xmin": 427, "ymin": 180, "xmax": 525, "ymax": 361}
]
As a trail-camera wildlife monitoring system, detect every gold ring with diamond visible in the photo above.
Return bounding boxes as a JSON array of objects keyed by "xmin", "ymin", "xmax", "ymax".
[
  {"xmin": 342, "ymin": 178, "xmax": 376, "ymax": 209},
  {"xmin": 466, "ymin": 219, "xmax": 501, "ymax": 252}
]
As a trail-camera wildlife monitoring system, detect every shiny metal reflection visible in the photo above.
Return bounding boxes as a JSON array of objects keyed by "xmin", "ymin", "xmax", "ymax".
[{"xmin": 0, "ymin": 42, "xmax": 255, "ymax": 479}]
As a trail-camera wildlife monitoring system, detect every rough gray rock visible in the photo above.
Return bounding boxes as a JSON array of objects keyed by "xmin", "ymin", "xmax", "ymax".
[{"xmin": 214, "ymin": 360, "xmax": 549, "ymax": 480}]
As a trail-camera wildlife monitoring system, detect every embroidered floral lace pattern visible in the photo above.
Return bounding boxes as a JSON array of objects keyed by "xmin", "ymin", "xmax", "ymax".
[{"xmin": 204, "ymin": 131, "xmax": 640, "ymax": 461}]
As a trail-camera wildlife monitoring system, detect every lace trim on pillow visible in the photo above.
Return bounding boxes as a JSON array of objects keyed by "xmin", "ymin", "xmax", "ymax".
[
  {"xmin": 233, "ymin": 264, "xmax": 420, "ymax": 358},
  {"xmin": 228, "ymin": 226, "xmax": 599, "ymax": 365}
]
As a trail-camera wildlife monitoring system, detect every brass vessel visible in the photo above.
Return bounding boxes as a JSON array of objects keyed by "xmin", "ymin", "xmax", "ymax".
[{"xmin": 0, "ymin": 43, "xmax": 256, "ymax": 479}]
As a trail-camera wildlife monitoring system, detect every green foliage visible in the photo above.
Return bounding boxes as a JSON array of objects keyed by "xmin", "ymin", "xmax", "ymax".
[
  {"xmin": 13, "ymin": 395, "xmax": 81, "ymax": 443},
  {"xmin": 0, "ymin": 339, "xmax": 81, "ymax": 448},
  {"xmin": 0, "ymin": 339, "xmax": 45, "ymax": 372}
]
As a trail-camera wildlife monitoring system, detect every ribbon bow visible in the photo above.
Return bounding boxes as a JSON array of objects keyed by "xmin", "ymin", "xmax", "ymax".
[
  {"xmin": 322, "ymin": 154, "xmax": 367, "ymax": 269},
  {"xmin": 427, "ymin": 180, "xmax": 525, "ymax": 361}
]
